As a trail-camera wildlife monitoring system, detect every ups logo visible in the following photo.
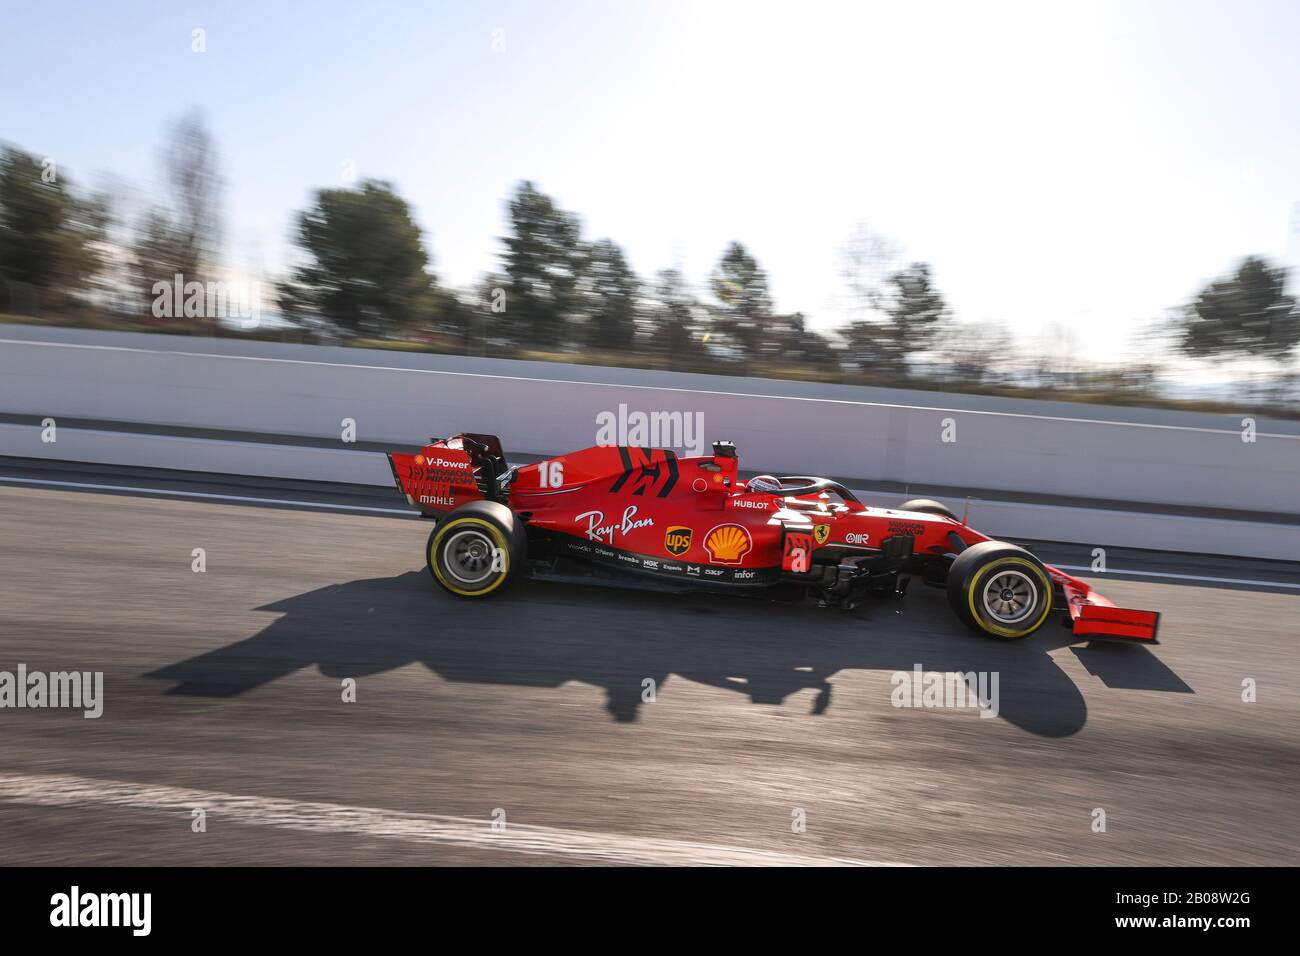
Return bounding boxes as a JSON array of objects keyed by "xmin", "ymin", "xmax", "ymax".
[{"xmin": 664, "ymin": 526, "xmax": 693, "ymax": 557}]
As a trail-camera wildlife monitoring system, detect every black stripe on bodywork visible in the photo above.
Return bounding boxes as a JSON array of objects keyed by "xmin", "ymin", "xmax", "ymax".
[{"xmin": 608, "ymin": 447, "xmax": 679, "ymax": 498}]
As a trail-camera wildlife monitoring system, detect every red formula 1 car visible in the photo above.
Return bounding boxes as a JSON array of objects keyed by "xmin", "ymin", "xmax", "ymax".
[{"xmin": 388, "ymin": 434, "xmax": 1160, "ymax": 643}]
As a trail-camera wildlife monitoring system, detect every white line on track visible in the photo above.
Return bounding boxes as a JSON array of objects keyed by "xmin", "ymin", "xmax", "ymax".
[
  {"xmin": 0, "ymin": 772, "xmax": 892, "ymax": 867},
  {"xmin": 1053, "ymin": 564, "xmax": 1300, "ymax": 590},
  {"xmin": 4, "ymin": 475, "xmax": 1297, "ymax": 590},
  {"xmin": 0, "ymin": 476, "xmax": 414, "ymax": 515}
]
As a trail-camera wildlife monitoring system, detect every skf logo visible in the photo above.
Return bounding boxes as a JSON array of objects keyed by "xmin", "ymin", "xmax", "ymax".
[
  {"xmin": 813, "ymin": 523, "xmax": 830, "ymax": 546},
  {"xmin": 704, "ymin": 524, "xmax": 752, "ymax": 564},
  {"xmin": 664, "ymin": 526, "xmax": 693, "ymax": 556}
]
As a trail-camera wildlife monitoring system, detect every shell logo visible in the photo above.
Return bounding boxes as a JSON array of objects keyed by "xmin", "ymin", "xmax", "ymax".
[{"xmin": 704, "ymin": 523, "xmax": 752, "ymax": 565}]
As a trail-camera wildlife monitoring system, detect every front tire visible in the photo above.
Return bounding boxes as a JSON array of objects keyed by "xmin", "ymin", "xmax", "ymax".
[
  {"xmin": 946, "ymin": 541, "xmax": 1053, "ymax": 639},
  {"xmin": 426, "ymin": 501, "xmax": 526, "ymax": 598}
]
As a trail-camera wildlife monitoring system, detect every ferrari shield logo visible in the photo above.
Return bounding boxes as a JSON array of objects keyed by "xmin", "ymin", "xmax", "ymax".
[
  {"xmin": 813, "ymin": 523, "xmax": 831, "ymax": 546},
  {"xmin": 664, "ymin": 526, "xmax": 693, "ymax": 556}
]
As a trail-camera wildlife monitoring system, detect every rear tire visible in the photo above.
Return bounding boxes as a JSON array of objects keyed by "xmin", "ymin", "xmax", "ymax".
[
  {"xmin": 946, "ymin": 541, "xmax": 1053, "ymax": 639},
  {"xmin": 898, "ymin": 498, "xmax": 958, "ymax": 521},
  {"xmin": 426, "ymin": 501, "xmax": 527, "ymax": 598}
]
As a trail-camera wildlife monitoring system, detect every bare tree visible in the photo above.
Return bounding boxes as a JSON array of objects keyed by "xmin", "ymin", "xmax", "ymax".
[
  {"xmin": 938, "ymin": 320, "xmax": 1014, "ymax": 385},
  {"xmin": 163, "ymin": 109, "xmax": 224, "ymax": 285},
  {"xmin": 839, "ymin": 222, "xmax": 900, "ymax": 326},
  {"xmin": 129, "ymin": 110, "xmax": 225, "ymax": 325}
]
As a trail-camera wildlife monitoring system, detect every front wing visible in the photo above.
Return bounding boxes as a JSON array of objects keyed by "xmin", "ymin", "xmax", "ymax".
[{"xmin": 1053, "ymin": 571, "xmax": 1161, "ymax": 643}]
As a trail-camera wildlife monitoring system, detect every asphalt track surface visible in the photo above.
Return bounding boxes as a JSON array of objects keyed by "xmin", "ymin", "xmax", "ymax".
[{"xmin": 1, "ymin": 467, "xmax": 1297, "ymax": 865}]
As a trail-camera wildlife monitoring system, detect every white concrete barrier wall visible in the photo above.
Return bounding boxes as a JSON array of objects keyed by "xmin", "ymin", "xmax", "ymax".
[
  {"xmin": 2, "ymin": 336, "xmax": 1298, "ymax": 515},
  {"xmin": 0, "ymin": 423, "xmax": 392, "ymax": 486}
]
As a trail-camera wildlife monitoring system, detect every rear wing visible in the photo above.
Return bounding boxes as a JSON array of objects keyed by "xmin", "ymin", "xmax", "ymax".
[{"xmin": 388, "ymin": 433, "xmax": 505, "ymax": 517}]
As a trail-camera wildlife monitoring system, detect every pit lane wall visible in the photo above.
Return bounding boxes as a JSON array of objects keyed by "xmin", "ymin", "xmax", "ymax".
[{"xmin": 2, "ymin": 325, "xmax": 1298, "ymax": 559}]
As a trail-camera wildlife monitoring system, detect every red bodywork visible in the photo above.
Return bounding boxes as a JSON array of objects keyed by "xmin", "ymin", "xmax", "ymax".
[{"xmin": 389, "ymin": 438, "xmax": 1160, "ymax": 643}]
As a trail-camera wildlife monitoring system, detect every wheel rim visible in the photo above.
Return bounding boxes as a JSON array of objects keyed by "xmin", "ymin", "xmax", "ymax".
[
  {"xmin": 981, "ymin": 569, "xmax": 1038, "ymax": 624},
  {"xmin": 442, "ymin": 529, "xmax": 499, "ymax": 586}
]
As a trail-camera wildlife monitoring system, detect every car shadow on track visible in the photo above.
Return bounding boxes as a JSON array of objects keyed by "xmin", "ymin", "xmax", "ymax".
[{"xmin": 145, "ymin": 570, "xmax": 1192, "ymax": 737}]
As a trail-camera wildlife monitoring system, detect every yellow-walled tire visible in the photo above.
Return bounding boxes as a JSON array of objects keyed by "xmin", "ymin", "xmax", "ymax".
[
  {"xmin": 946, "ymin": 541, "xmax": 1054, "ymax": 639},
  {"xmin": 426, "ymin": 501, "xmax": 526, "ymax": 598}
]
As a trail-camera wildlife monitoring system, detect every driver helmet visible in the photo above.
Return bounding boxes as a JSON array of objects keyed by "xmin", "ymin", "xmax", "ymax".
[{"xmin": 746, "ymin": 474, "xmax": 783, "ymax": 495}]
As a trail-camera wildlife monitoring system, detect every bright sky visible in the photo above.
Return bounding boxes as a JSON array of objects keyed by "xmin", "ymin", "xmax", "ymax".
[{"xmin": 3, "ymin": 0, "xmax": 1299, "ymax": 362}]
